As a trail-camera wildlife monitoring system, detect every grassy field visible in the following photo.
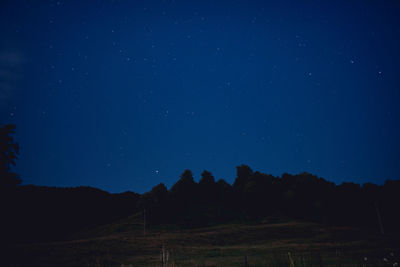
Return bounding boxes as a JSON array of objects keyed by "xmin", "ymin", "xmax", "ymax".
[{"xmin": 5, "ymin": 214, "xmax": 399, "ymax": 266}]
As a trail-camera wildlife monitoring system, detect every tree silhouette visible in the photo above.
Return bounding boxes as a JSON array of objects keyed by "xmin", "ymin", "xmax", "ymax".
[
  {"xmin": 199, "ymin": 170, "xmax": 215, "ymax": 187},
  {"xmin": 139, "ymin": 183, "xmax": 169, "ymax": 222},
  {"xmin": 0, "ymin": 124, "xmax": 21, "ymax": 187},
  {"xmin": 170, "ymin": 169, "xmax": 196, "ymax": 196},
  {"xmin": 198, "ymin": 170, "xmax": 216, "ymax": 203},
  {"xmin": 168, "ymin": 170, "xmax": 198, "ymax": 223},
  {"xmin": 233, "ymin": 164, "xmax": 253, "ymax": 190}
]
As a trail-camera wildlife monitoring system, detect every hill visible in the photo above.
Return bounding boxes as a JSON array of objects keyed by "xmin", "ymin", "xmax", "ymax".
[
  {"xmin": 0, "ymin": 185, "xmax": 140, "ymax": 243},
  {"xmin": 1, "ymin": 165, "xmax": 400, "ymax": 266},
  {"xmin": 4, "ymin": 214, "xmax": 400, "ymax": 266}
]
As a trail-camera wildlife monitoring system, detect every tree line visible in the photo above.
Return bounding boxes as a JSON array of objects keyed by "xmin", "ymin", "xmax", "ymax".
[
  {"xmin": 1, "ymin": 124, "xmax": 399, "ymax": 243},
  {"xmin": 139, "ymin": 166, "xmax": 400, "ymax": 234}
]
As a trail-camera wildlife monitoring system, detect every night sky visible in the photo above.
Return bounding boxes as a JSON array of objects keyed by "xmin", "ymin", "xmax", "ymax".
[{"xmin": 1, "ymin": 0, "xmax": 399, "ymax": 193}]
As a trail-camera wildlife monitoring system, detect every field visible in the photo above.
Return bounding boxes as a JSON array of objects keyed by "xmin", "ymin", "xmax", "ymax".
[{"xmin": 5, "ymin": 214, "xmax": 399, "ymax": 266}]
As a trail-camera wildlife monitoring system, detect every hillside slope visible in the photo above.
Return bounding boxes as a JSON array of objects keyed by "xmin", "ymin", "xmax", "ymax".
[{"xmin": 4, "ymin": 215, "xmax": 399, "ymax": 266}]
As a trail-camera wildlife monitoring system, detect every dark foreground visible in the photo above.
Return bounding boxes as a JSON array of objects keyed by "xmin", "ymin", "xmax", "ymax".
[{"xmin": 3, "ymin": 214, "xmax": 400, "ymax": 267}]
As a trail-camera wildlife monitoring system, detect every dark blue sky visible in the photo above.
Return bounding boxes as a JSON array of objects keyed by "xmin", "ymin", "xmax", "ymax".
[{"xmin": 1, "ymin": 0, "xmax": 399, "ymax": 193}]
